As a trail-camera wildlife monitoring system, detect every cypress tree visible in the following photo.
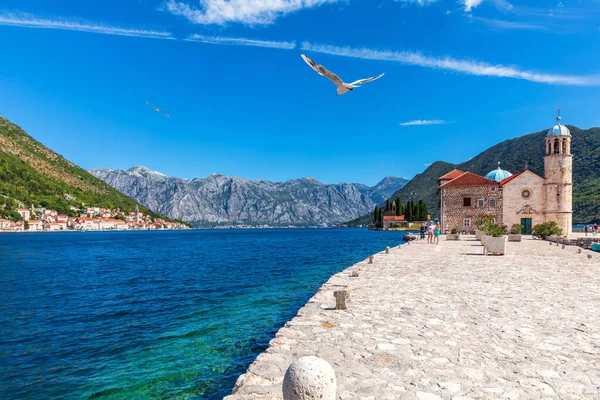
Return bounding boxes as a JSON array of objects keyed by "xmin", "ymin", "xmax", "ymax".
[
  {"xmin": 417, "ymin": 200, "xmax": 426, "ymax": 221},
  {"xmin": 412, "ymin": 201, "xmax": 418, "ymax": 222},
  {"xmin": 421, "ymin": 202, "xmax": 429, "ymax": 221},
  {"xmin": 405, "ymin": 200, "xmax": 412, "ymax": 222},
  {"xmin": 373, "ymin": 206, "xmax": 379, "ymax": 224},
  {"xmin": 385, "ymin": 199, "xmax": 391, "ymax": 212},
  {"xmin": 398, "ymin": 199, "xmax": 404, "ymax": 216},
  {"xmin": 395, "ymin": 198, "xmax": 402, "ymax": 216}
]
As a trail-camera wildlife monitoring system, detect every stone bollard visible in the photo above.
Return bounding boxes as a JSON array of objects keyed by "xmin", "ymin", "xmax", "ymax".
[
  {"xmin": 283, "ymin": 356, "xmax": 336, "ymax": 400},
  {"xmin": 588, "ymin": 254, "xmax": 593, "ymax": 259},
  {"xmin": 562, "ymin": 245, "xmax": 565, "ymax": 249},
  {"xmin": 333, "ymin": 290, "xmax": 348, "ymax": 310},
  {"xmin": 578, "ymin": 248, "xmax": 583, "ymax": 254},
  {"xmin": 549, "ymin": 242, "xmax": 553, "ymax": 246},
  {"xmin": 368, "ymin": 256, "xmax": 374, "ymax": 264},
  {"xmin": 398, "ymin": 244, "xmax": 402, "ymax": 249},
  {"xmin": 350, "ymin": 271, "xmax": 359, "ymax": 278},
  {"xmin": 385, "ymin": 246, "xmax": 390, "ymax": 254},
  {"xmin": 557, "ymin": 242, "xmax": 560, "ymax": 247}
]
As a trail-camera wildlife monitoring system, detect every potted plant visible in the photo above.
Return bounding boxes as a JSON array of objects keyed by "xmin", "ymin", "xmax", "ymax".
[
  {"xmin": 508, "ymin": 224, "xmax": 523, "ymax": 242},
  {"xmin": 532, "ymin": 221, "xmax": 563, "ymax": 240},
  {"xmin": 446, "ymin": 227, "xmax": 460, "ymax": 241},
  {"xmin": 483, "ymin": 223, "xmax": 507, "ymax": 256}
]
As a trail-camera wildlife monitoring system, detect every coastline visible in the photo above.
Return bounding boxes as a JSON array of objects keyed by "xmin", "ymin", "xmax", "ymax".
[{"xmin": 225, "ymin": 236, "xmax": 600, "ymax": 399}]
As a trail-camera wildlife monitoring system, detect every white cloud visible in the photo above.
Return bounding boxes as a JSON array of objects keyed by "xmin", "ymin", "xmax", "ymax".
[
  {"xmin": 0, "ymin": 12, "xmax": 173, "ymax": 39},
  {"xmin": 300, "ymin": 41, "xmax": 600, "ymax": 86},
  {"xmin": 462, "ymin": 0, "xmax": 483, "ymax": 12},
  {"xmin": 184, "ymin": 34, "xmax": 296, "ymax": 49},
  {"xmin": 394, "ymin": 0, "xmax": 438, "ymax": 6},
  {"xmin": 472, "ymin": 16, "xmax": 548, "ymax": 31},
  {"xmin": 165, "ymin": 0, "xmax": 340, "ymax": 25},
  {"xmin": 400, "ymin": 120, "xmax": 453, "ymax": 126}
]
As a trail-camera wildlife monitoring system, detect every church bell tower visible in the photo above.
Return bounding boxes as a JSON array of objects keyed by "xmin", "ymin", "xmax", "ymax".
[{"xmin": 543, "ymin": 110, "xmax": 573, "ymax": 236}]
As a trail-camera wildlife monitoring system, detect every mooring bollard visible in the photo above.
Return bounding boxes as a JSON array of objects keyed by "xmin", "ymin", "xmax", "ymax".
[
  {"xmin": 283, "ymin": 356, "xmax": 337, "ymax": 400},
  {"xmin": 588, "ymin": 254, "xmax": 593, "ymax": 259},
  {"xmin": 333, "ymin": 290, "xmax": 348, "ymax": 310},
  {"xmin": 549, "ymin": 242, "xmax": 553, "ymax": 246},
  {"xmin": 368, "ymin": 256, "xmax": 374, "ymax": 264},
  {"xmin": 350, "ymin": 271, "xmax": 359, "ymax": 278},
  {"xmin": 562, "ymin": 245, "xmax": 565, "ymax": 249},
  {"xmin": 578, "ymin": 248, "xmax": 583, "ymax": 254},
  {"xmin": 385, "ymin": 247, "xmax": 390, "ymax": 254},
  {"xmin": 398, "ymin": 244, "xmax": 402, "ymax": 249}
]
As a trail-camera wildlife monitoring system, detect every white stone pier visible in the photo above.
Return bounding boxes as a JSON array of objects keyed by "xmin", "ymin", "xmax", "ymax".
[{"xmin": 225, "ymin": 236, "xmax": 600, "ymax": 400}]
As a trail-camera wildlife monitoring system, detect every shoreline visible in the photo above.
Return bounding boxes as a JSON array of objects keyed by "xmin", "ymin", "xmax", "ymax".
[{"xmin": 225, "ymin": 236, "xmax": 600, "ymax": 399}]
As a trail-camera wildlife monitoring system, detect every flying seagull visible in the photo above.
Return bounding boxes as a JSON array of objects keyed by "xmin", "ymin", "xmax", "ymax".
[
  {"xmin": 146, "ymin": 102, "xmax": 169, "ymax": 117},
  {"xmin": 301, "ymin": 54, "xmax": 384, "ymax": 96}
]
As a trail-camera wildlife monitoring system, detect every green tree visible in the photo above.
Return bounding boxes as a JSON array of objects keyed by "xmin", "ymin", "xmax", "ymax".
[
  {"xmin": 532, "ymin": 221, "xmax": 563, "ymax": 239},
  {"xmin": 418, "ymin": 200, "xmax": 428, "ymax": 221},
  {"xmin": 373, "ymin": 206, "xmax": 380, "ymax": 224},
  {"xmin": 24, "ymin": 220, "xmax": 29, "ymax": 230},
  {"xmin": 395, "ymin": 198, "xmax": 403, "ymax": 216},
  {"xmin": 412, "ymin": 201, "xmax": 419, "ymax": 221},
  {"xmin": 405, "ymin": 200, "xmax": 413, "ymax": 222},
  {"xmin": 385, "ymin": 199, "xmax": 391, "ymax": 212}
]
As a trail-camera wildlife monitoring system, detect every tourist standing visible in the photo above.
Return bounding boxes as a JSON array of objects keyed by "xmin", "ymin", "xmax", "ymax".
[
  {"xmin": 427, "ymin": 222, "xmax": 434, "ymax": 244},
  {"xmin": 419, "ymin": 223, "xmax": 425, "ymax": 240},
  {"xmin": 584, "ymin": 224, "xmax": 589, "ymax": 236},
  {"xmin": 594, "ymin": 223, "xmax": 599, "ymax": 236},
  {"xmin": 434, "ymin": 223, "xmax": 441, "ymax": 244}
]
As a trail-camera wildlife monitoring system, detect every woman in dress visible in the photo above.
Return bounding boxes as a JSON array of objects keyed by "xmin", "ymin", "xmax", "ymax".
[{"xmin": 434, "ymin": 223, "xmax": 441, "ymax": 244}]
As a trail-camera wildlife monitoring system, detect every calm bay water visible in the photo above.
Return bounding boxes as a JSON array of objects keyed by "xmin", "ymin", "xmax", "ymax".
[{"xmin": 0, "ymin": 229, "xmax": 408, "ymax": 399}]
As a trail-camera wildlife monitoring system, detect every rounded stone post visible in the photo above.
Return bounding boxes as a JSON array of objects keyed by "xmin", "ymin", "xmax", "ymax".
[
  {"xmin": 368, "ymin": 256, "xmax": 374, "ymax": 264},
  {"xmin": 283, "ymin": 356, "xmax": 336, "ymax": 400},
  {"xmin": 333, "ymin": 290, "xmax": 348, "ymax": 310},
  {"xmin": 588, "ymin": 254, "xmax": 593, "ymax": 259},
  {"xmin": 549, "ymin": 242, "xmax": 553, "ymax": 246},
  {"xmin": 398, "ymin": 244, "xmax": 402, "ymax": 249},
  {"xmin": 562, "ymin": 245, "xmax": 565, "ymax": 249},
  {"xmin": 385, "ymin": 247, "xmax": 390, "ymax": 254}
]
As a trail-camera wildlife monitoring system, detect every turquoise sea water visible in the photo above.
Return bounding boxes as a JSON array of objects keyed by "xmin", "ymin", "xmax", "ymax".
[{"xmin": 0, "ymin": 229, "xmax": 408, "ymax": 399}]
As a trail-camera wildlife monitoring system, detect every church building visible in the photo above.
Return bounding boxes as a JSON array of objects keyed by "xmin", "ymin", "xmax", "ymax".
[{"xmin": 439, "ymin": 112, "xmax": 573, "ymax": 236}]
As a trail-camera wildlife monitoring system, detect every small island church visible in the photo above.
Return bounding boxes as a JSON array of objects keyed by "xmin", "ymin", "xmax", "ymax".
[{"xmin": 439, "ymin": 112, "xmax": 573, "ymax": 236}]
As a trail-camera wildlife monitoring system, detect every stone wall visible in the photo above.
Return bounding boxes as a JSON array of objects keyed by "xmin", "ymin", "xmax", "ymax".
[{"xmin": 441, "ymin": 184, "xmax": 503, "ymax": 233}]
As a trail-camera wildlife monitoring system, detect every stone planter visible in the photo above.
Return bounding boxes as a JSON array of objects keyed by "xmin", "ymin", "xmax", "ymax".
[
  {"xmin": 480, "ymin": 235, "xmax": 488, "ymax": 247},
  {"xmin": 508, "ymin": 234, "xmax": 522, "ymax": 242},
  {"xmin": 475, "ymin": 230, "xmax": 483, "ymax": 240},
  {"xmin": 446, "ymin": 234, "xmax": 460, "ymax": 241},
  {"xmin": 483, "ymin": 236, "xmax": 506, "ymax": 256}
]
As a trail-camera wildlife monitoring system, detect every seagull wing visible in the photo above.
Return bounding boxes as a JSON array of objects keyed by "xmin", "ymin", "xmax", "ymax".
[
  {"xmin": 146, "ymin": 102, "xmax": 158, "ymax": 110},
  {"xmin": 349, "ymin": 73, "xmax": 385, "ymax": 86},
  {"xmin": 159, "ymin": 109, "xmax": 170, "ymax": 117},
  {"xmin": 301, "ymin": 54, "xmax": 344, "ymax": 87}
]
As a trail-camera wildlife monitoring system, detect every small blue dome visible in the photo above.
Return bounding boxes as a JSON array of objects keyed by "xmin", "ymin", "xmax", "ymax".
[
  {"xmin": 485, "ymin": 166, "xmax": 513, "ymax": 182},
  {"xmin": 547, "ymin": 124, "xmax": 570, "ymax": 137}
]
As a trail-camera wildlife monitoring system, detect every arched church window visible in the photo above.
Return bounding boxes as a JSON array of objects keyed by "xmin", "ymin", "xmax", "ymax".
[
  {"xmin": 547, "ymin": 142, "xmax": 551, "ymax": 155},
  {"xmin": 554, "ymin": 139, "xmax": 560, "ymax": 155},
  {"xmin": 562, "ymin": 139, "xmax": 567, "ymax": 154}
]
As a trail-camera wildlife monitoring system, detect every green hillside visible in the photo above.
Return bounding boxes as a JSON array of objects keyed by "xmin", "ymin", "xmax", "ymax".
[
  {"xmin": 0, "ymin": 116, "xmax": 174, "ymax": 221},
  {"xmin": 350, "ymin": 125, "xmax": 600, "ymax": 225}
]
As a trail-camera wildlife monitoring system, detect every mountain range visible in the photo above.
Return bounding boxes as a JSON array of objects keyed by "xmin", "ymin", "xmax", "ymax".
[
  {"xmin": 349, "ymin": 125, "xmax": 600, "ymax": 225},
  {"xmin": 90, "ymin": 167, "xmax": 408, "ymax": 227}
]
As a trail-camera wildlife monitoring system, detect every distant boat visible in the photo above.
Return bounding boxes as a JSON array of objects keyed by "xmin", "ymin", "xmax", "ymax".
[{"xmin": 592, "ymin": 244, "xmax": 600, "ymax": 253}]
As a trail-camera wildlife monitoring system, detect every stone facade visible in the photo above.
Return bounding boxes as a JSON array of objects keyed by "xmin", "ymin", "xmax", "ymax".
[
  {"xmin": 440, "ymin": 177, "xmax": 503, "ymax": 233},
  {"xmin": 502, "ymin": 171, "xmax": 546, "ymax": 230}
]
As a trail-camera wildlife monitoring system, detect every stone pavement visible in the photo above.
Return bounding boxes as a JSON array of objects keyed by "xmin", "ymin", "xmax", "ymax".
[{"xmin": 225, "ymin": 236, "xmax": 600, "ymax": 400}]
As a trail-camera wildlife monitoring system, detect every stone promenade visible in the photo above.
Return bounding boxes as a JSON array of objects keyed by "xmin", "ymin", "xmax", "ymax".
[{"xmin": 225, "ymin": 236, "xmax": 600, "ymax": 400}]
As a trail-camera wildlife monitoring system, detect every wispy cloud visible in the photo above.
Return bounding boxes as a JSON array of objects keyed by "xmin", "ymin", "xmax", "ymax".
[
  {"xmin": 165, "ymin": 0, "xmax": 340, "ymax": 25},
  {"xmin": 400, "ymin": 120, "xmax": 453, "ymax": 126},
  {"xmin": 394, "ymin": 0, "xmax": 438, "ymax": 6},
  {"xmin": 300, "ymin": 42, "xmax": 600, "ymax": 86},
  {"xmin": 184, "ymin": 34, "xmax": 296, "ymax": 49},
  {"xmin": 472, "ymin": 16, "xmax": 548, "ymax": 31},
  {"xmin": 0, "ymin": 12, "xmax": 173, "ymax": 39},
  {"xmin": 462, "ymin": 0, "xmax": 484, "ymax": 12}
]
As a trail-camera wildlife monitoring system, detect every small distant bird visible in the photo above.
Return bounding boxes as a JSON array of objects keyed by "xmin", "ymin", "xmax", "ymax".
[
  {"xmin": 301, "ymin": 54, "xmax": 384, "ymax": 96},
  {"xmin": 146, "ymin": 102, "xmax": 169, "ymax": 117}
]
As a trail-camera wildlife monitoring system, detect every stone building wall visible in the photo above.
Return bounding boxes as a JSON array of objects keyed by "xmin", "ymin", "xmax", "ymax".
[
  {"xmin": 441, "ymin": 184, "xmax": 503, "ymax": 233},
  {"xmin": 502, "ymin": 171, "xmax": 546, "ymax": 230}
]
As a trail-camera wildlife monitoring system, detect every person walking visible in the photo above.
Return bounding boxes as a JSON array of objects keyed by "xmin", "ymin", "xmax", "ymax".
[
  {"xmin": 584, "ymin": 224, "xmax": 589, "ymax": 236},
  {"xmin": 419, "ymin": 223, "xmax": 426, "ymax": 240},
  {"xmin": 434, "ymin": 222, "xmax": 441, "ymax": 244},
  {"xmin": 594, "ymin": 223, "xmax": 599, "ymax": 236}
]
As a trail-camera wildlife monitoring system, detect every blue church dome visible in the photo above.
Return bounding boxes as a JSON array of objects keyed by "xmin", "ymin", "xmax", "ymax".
[
  {"xmin": 485, "ymin": 164, "xmax": 513, "ymax": 182},
  {"xmin": 547, "ymin": 113, "xmax": 571, "ymax": 137}
]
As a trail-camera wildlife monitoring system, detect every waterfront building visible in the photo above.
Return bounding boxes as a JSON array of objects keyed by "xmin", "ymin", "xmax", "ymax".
[
  {"xmin": 28, "ymin": 220, "xmax": 43, "ymax": 231},
  {"xmin": 0, "ymin": 218, "xmax": 11, "ymax": 230},
  {"xmin": 15, "ymin": 208, "xmax": 31, "ymax": 221},
  {"xmin": 439, "ymin": 112, "xmax": 573, "ymax": 236}
]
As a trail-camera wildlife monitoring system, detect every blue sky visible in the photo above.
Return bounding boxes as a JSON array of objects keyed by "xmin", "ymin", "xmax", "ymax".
[{"xmin": 0, "ymin": 0, "xmax": 599, "ymax": 185}]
